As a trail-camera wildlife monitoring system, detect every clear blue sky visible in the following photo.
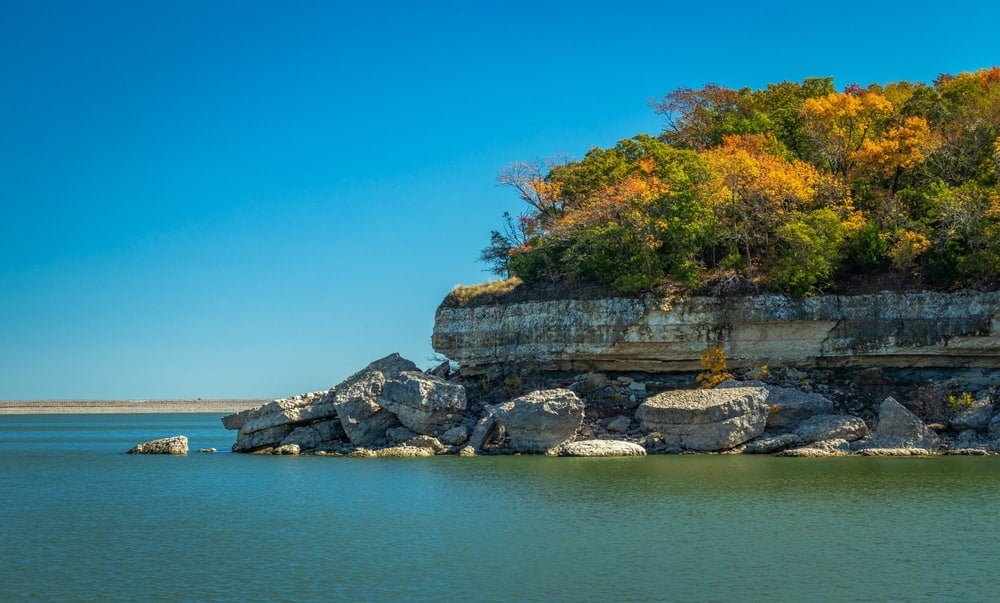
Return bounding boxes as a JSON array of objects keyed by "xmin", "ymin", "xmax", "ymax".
[{"xmin": 2, "ymin": 0, "xmax": 998, "ymax": 400}]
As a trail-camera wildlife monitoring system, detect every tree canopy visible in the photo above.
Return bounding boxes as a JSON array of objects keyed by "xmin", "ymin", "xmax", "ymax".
[{"xmin": 483, "ymin": 69, "xmax": 1000, "ymax": 296}]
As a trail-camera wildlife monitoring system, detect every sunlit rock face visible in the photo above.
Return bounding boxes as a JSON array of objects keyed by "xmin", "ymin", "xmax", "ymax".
[{"xmin": 433, "ymin": 290, "xmax": 1000, "ymax": 374}]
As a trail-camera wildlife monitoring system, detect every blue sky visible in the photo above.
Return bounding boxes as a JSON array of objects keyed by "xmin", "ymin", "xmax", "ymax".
[{"xmin": 2, "ymin": 0, "xmax": 998, "ymax": 400}]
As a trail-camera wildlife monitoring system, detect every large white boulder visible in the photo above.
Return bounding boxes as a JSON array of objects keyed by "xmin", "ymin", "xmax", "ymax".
[
  {"xmin": 636, "ymin": 387, "xmax": 768, "ymax": 451},
  {"xmin": 492, "ymin": 389, "xmax": 585, "ymax": 453}
]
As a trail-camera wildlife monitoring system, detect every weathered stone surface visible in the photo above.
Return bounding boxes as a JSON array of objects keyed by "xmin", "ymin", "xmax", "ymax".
[
  {"xmin": 763, "ymin": 388, "xmax": 836, "ymax": 429},
  {"xmin": 950, "ymin": 394, "xmax": 996, "ymax": 431},
  {"xmin": 229, "ymin": 390, "xmax": 338, "ymax": 452},
  {"xmin": 607, "ymin": 415, "xmax": 632, "ymax": 434},
  {"xmin": 492, "ymin": 389, "xmax": 585, "ymax": 453},
  {"xmin": 636, "ymin": 387, "xmax": 768, "ymax": 451},
  {"xmin": 863, "ymin": 397, "xmax": 941, "ymax": 451},
  {"xmin": 467, "ymin": 413, "xmax": 498, "ymax": 451},
  {"xmin": 233, "ymin": 424, "xmax": 297, "ymax": 453},
  {"xmin": 198, "ymin": 448, "xmax": 217, "ymax": 453},
  {"xmin": 333, "ymin": 353, "xmax": 418, "ymax": 447},
  {"xmin": 128, "ymin": 435, "xmax": 188, "ymax": 455},
  {"xmin": 990, "ymin": 414, "xmax": 1000, "ymax": 439},
  {"xmin": 776, "ymin": 439, "xmax": 851, "ymax": 457},
  {"xmin": 274, "ymin": 444, "xmax": 301, "ymax": 455},
  {"xmin": 560, "ymin": 440, "xmax": 647, "ymax": 457},
  {"xmin": 439, "ymin": 424, "xmax": 470, "ymax": 446},
  {"xmin": 433, "ymin": 290, "xmax": 1000, "ymax": 374},
  {"xmin": 743, "ymin": 433, "xmax": 802, "ymax": 454},
  {"xmin": 221, "ymin": 407, "xmax": 255, "ymax": 431},
  {"xmin": 856, "ymin": 447, "xmax": 936, "ymax": 456},
  {"xmin": 405, "ymin": 435, "xmax": 445, "ymax": 453},
  {"xmin": 280, "ymin": 419, "xmax": 346, "ymax": 450},
  {"xmin": 379, "ymin": 371, "xmax": 467, "ymax": 435},
  {"xmin": 349, "ymin": 445, "xmax": 436, "ymax": 458},
  {"xmin": 386, "ymin": 426, "xmax": 418, "ymax": 443},
  {"xmin": 795, "ymin": 414, "xmax": 869, "ymax": 444}
]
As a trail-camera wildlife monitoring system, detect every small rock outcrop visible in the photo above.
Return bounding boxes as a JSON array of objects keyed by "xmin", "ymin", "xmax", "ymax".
[
  {"xmin": 863, "ymin": 397, "xmax": 941, "ymax": 452},
  {"xmin": 636, "ymin": 387, "xmax": 768, "ymax": 451},
  {"xmin": 794, "ymin": 414, "xmax": 869, "ymax": 444},
  {"xmin": 128, "ymin": 435, "xmax": 188, "ymax": 455},
  {"xmin": 491, "ymin": 389, "xmax": 585, "ymax": 453},
  {"xmin": 560, "ymin": 440, "xmax": 647, "ymax": 457},
  {"xmin": 950, "ymin": 394, "xmax": 996, "ymax": 431},
  {"xmin": 332, "ymin": 354, "xmax": 418, "ymax": 447},
  {"xmin": 379, "ymin": 371, "xmax": 467, "ymax": 435}
]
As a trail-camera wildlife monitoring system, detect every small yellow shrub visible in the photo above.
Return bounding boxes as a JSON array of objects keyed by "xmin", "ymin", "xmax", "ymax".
[{"xmin": 697, "ymin": 347, "xmax": 733, "ymax": 389}]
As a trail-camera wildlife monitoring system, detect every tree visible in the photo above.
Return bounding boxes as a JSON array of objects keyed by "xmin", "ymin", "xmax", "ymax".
[{"xmin": 801, "ymin": 90, "xmax": 895, "ymax": 177}]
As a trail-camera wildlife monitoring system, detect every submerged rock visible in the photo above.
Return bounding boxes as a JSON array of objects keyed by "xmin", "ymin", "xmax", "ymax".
[
  {"xmin": 636, "ymin": 387, "xmax": 768, "ymax": 451},
  {"xmin": 128, "ymin": 435, "xmax": 188, "ymax": 455},
  {"xmin": 794, "ymin": 414, "xmax": 869, "ymax": 444}
]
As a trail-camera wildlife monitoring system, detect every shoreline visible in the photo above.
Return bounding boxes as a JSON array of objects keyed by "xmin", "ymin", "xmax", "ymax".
[{"xmin": 0, "ymin": 399, "xmax": 266, "ymax": 415}]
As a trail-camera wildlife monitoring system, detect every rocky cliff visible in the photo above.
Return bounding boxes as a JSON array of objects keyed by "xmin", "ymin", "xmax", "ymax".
[{"xmin": 432, "ymin": 290, "xmax": 1000, "ymax": 374}]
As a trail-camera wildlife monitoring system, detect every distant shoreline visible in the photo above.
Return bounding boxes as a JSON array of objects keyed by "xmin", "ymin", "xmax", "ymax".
[{"xmin": 0, "ymin": 399, "xmax": 266, "ymax": 415}]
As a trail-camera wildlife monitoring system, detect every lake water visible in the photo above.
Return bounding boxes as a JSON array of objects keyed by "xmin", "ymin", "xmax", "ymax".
[{"xmin": 2, "ymin": 413, "xmax": 999, "ymax": 602}]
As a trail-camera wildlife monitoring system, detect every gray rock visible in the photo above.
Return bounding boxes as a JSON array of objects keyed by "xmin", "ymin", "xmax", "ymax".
[
  {"xmin": 636, "ymin": 387, "xmax": 768, "ymax": 451},
  {"xmin": 349, "ymin": 445, "xmax": 436, "ymax": 458},
  {"xmin": 405, "ymin": 435, "xmax": 445, "ymax": 453},
  {"xmin": 743, "ymin": 433, "xmax": 802, "ymax": 454},
  {"xmin": 467, "ymin": 413, "xmax": 498, "ymax": 451},
  {"xmin": 607, "ymin": 415, "xmax": 632, "ymax": 434},
  {"xmin": 560, "ymin": 440, "xmax": 647, "ymax": 457},
  {"xmin": 274, "ymin": 444, "xmax": 301, "ymax": 455},
  {"xmin": 492, "ymin": 389, "xmax": 585, "ymax": 453},
  {"xmin": 379, "ymin": 371, "xmax": 467, "ymax": 435},
  {"xmin": 951, "ymin": 394, "xmax": 996, "ymax": 431},
  {"xmin": 762, "ymin": 387, "xmax": 835, "ymax": 429},
  {"xmin": 230, "ymin": 390, "xmax": 337, "ymax": 451},
  {"xmin": 128, "ymin": 435, "xmax": 188, "ymax": 455},
  {"xmin": 333, "ymin": 353, "xmax": 417, "ymax": 447},
  {"xmin": 776, "ymin": 438, "xmax": 851, "ymax": 457},
  {"xmin": 386, "ymin": 426, "xmax": 418, "ymax": 443},
  {"xmin": 221, "ymin": 407, "xmax": 256, "ymax": 431},
  {"xmin": 795, "ymin": 414, "xmax": 869, "ymax": 444},
  {"xmin": 440, "ymin": 424, "xmax": 470, "ymax": 446},
  {"xmin": 990, "ymin": 413, "xmax": 1000, "ymax": 440},
  {"xmin": 280, "ymin": 419, "xmax": 347, "ymax": 451},
  {"xmin": 863, "ymin": 397, "xmax": 941, "ymax": 451},
  {"xmin": 198, "ymin": 448, "xmax": 217, "ymax": 453}
]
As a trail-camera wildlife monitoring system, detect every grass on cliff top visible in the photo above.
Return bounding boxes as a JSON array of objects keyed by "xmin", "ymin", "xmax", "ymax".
[{"xmin": 442, "ymin": 276, "xmax": 649, "ymax": 308}]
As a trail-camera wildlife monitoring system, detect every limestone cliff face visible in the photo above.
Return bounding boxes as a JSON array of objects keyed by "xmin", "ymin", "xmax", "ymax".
[{"xmin": 432, "ymin": 290, "xmax": 1000, "ymax": 373}]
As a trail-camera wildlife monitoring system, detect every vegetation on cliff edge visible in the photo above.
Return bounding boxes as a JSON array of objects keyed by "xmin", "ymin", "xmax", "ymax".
[{"xmin": 476, "ymin": 69, "xmax": 1000, "ymax": 300}]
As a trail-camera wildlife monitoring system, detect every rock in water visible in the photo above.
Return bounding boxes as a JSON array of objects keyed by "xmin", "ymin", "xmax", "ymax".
[
  {"xmin": 560, "ymin": 440, "xmax": 647, "ymax": 457},
  {"xmin": 333, "ymin": 353, "xmax": 418, "ymax": 447},
  {"xmin": 229, "ymin": 390, "xmax": 336, "ymax": 452},
  {"xmin": 794, "ymin": 414, "xmax": 869, "ymax": 444},
  {"xmin": 863, "ymin": 397, "xmax": 941, "ymax": 452},
  {"xmin": 128, "ymin": 435, "xmax": 188, "ymax": 455},
  {"xmin": 379, "ymin": 371, "xmax": 467, "ymax": 436},
  {"xmin": 492, "ymin": 389, "xmax": 585, "ymax": 453},
  {"xmin": 636, "ymin": 387, "xmax": 768, "ymax": 451}
]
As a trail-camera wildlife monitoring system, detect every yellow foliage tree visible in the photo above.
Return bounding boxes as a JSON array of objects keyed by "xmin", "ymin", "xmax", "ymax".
[
  {"xmin": 697, "ymin": 347, "xmax": 733, "ymax": 388},
  {"xmin": 801, "ymin": 91, "xmax": 895, "ymax": 177}
]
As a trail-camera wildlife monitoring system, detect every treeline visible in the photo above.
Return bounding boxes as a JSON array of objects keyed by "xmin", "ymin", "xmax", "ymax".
[{"xmin": 482, "ymin": 69, "xmax": 1000, "ymax": 296}]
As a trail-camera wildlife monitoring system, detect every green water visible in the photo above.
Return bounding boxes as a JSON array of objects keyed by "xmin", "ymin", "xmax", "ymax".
[{"xmin": 1, "ymin": 414, "xmax": 998, "ymax": 601}]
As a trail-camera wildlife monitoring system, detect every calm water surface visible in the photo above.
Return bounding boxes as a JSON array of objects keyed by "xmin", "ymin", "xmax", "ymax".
[{"xmin": 2, "ymin": 413, "xmax": 999, "ymax": 602}]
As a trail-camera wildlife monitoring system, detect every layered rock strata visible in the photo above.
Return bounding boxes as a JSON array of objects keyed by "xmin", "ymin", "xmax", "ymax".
[{"xmin": 433, "ymin": 290, "xmax": 1000, "ymax": 374}]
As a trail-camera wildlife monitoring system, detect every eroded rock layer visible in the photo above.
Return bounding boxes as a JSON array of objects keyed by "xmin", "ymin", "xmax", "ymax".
[{"xmin": 433, "ymin": 290, "xmax": 1000, "ymax": 374}]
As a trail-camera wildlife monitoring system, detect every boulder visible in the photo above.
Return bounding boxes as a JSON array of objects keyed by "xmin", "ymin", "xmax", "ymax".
[
  {"xmin": 560, "ymin": 440, "xmax": 647, "ymax": 457},
  {"xmin": 492, "ymin": 389, "xmax": 585, "ymax": 453},
  {"xmin": 763, "ymin": 387, "xmax": 836, "ymax": 429},
  {"xmin": 794, "ymin": 414, "xmax": 869, "ymax": 444},
  {"xmin": 379, "ymin": 371, "xmax": 467, "ymax": 435},
  {"xmin": 386, "ymin": 426, "xmax": 418, "ymax": 443},
  {"xmin": 439, "ymin": 424, "xmax": 470, "ymax": 446},
  {"xmin": 606, "ymin": 415, "xmax": 632, "ymax": 434},
  {"xmin": 274, "ymin": 444, "xmax": 301, "ymax": 455},
  {"xmin": 863, "ymin": 397, "xmax": 941, "ymax": 452},
  {"xmin": 743, "ymin": 433, "xmax": 802, "ymax": 454},
  {"xmin": 220, "ymin": 407, "xmax": 255, "ymax": 431},
  {"xmin": 348, "ymin": 445, "xmax": 436, "ymax": 458},
  {"xmin": 636, "ymin": 387, "xmax": 768, "ymax": 451},
  {"xmin": 776, "ymin": 438, "xmax": 851, "ymax": 457},
  {"xmin": 333, "ymin": 353, "xmax": 418, "ymax": 447},
  {"xmin": 467, "ymin": 413, "xmax": 498, "ymax": 451},
  {"xmin": 990, "ymin": 413, "xmax": 1000, "ymax": 440},
  {"xmin": 230, "ymin": 390, "xmax": 338, "ymax": 452},
  {"xmin": 280, "ymin": 419, "xmax": 347, "ymax": 450},
  {"xmin": 128, "ymin": 435, "xmax": 188, "ymax": 455},
  {"xmin": 405, "ymin": 435, "xmax": 445, "ymax": 453},
  {"xmin": 950, "ymin": 394, "xmax": 996, "ymax": 431}
]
